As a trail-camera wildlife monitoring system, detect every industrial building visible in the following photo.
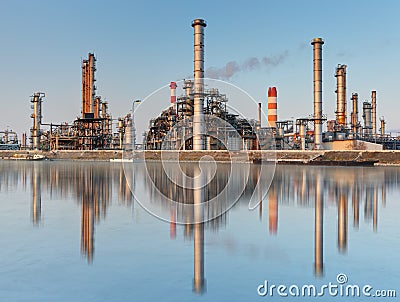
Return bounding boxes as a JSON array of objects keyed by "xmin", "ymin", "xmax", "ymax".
[
  {"xmin": 0, "ymin": 18, "xmax": 396, "ymax": 152},
  {"xmin": 26, "ymin": 53, "xmax": 134, "ymax": 151},
  {"xmin": 143, "ymin": 20, "xmax": 400, "ymax": 151}
]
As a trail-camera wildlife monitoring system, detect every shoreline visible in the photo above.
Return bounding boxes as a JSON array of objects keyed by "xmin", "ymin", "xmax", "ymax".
[{"xmin": 1, "ymin": 150, "xmax": 400, "ymax": 166}]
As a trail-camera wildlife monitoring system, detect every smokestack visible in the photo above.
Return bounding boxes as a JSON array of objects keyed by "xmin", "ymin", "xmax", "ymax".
[
  {"xmin": 267, "ymin": 87, "xmax": 277, "ymax": 128},
  {"xmin": 371, "ymin": 90, "xmax": 377, "ymax": 136},
  {"xmin": 170, "ymin": 82, "xmax": 177, "ymax": 105},
  {"xmin": 351, "ymin": 93, "xmax": 358, "ymax": 136},
  {"xmin": 335, "ymin": 64, "xmax": 347, "ymax": 128},
  {"xmin": 192, "ymin": 19, "xmax": 207, "ymax": 151},
  {"xmin": 258, "ymin": 103, "xmax": 262, "ymax": 127},
  {"xmin": 380, "ymin": 117, "xmax": 386, "ymax": 137},
  {"xmin": 311, "ymin": 38, "xmax": 324, "ymax": 150}
]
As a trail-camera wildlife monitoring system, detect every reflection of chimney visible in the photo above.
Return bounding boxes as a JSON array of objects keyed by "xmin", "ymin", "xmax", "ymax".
[
  {"xmin": 193, "ymin": 164, "xmax": 206, "ymax": 294},
  {"xmin": 311, "ymin": 38, "xmax": 324, "ymax": 150},
  {"xmin": 81, "ymin": 200, "xmax": 94, "ymax": 263},
  {"xmin": 314, "ymin": 172, "xmax": 324, "ymax": 277},
  {"xmin": 170, "ymin": 208, "xmax": 176, "ymax": 239},
  {"xmin": 338, "ymin": 193, "xmax": 348, "ymax": 253},
  {"xmin": 373, "ymin": 186, "xmax": 378, "ymax": 232},
  {"xmin": 192, "ymin": 19, "xmax": 207, "ymax": 151},
  {"xmin": 381, "ymin": 184, "xmax": 386, "ymax": 207},
  {"xmin": 267, "ymin": 87, "xmax": 277, "ymax": 128},
  {"xmin": 81, "ymin": 168, "xmax": 95, "ymax": 263},
  {"xmin": 365, "ymin": 187, "xmax": 373, "ymax": 220},
  {"xmin": 268, "ymin": 186, "xmax": 278, "ymax": 234},
  {"xmin": 352, "ymin": 185, "xmax": 360, "ymax": 229},
  {"xmin": 31, "ymin": 164, "xmax": 41, "ymax": 225}
]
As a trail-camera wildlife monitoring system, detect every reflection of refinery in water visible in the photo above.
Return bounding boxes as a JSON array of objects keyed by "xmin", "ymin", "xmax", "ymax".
[
  {"xmin": 0, "ymin": 163, "xmax": 396, "ymax": 280},
  {"xmin": 1, "ymin": 19, "xmax": 399, "ymax": 151}
]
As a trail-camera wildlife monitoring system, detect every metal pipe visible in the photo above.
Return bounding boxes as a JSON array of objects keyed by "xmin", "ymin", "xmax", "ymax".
[
  {"xmin": 371, "ymin": 90, "xmax": 377, "ymax": 136},
  {"xmin": 351, "ymin": 93, "xmax": 358, "ymax": 136},
  {"xmin": 335, "ymin": 64, "xmax": 347, "ymax": 127},
  {"xmin": 311, "ymin": 38, "xmax": 324, "ymax": 150},
  {"xmin": 267, "ymin": 87, "xmax": 277, "ymax": 128},
  {"xmin": 192, "ymin": 19, "xmax": 207, "ymax": 151}
]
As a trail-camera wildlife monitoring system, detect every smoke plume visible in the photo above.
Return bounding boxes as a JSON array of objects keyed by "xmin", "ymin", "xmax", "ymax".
[{"xmin": 206, "ymin": 51, "xmax": 288, "ymax": 80}]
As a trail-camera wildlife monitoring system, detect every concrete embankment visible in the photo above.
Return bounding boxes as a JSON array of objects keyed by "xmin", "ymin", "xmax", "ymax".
[{"xmin": 1, "ymin": 150, "xmax": 400, "ymax": 165}]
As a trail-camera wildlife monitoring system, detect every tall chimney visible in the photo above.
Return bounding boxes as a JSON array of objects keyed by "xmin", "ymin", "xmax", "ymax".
[
  {"xmin": 267, "ymin": 87, "xmax": 278, "ymax": 128},
  {"xmin": 311, "ymin": 38, "xmax": 324, "ymax": 150},
  {"xmin": 192, "ymin": 19, "xmax": 206, "ymax": 151},
  {"xmin": 350, "ymin": 93, "xmax": 358, "ymax": 136},
  {"xmin": 170, "ymin": 82, "xmax": 177, "ymax": 106},
  {"xmin": 380, "ymin": 117, "xmax": 386, "ymax": 137},
  {"xmin": 335, "ymin": 64, "xmax": 347, "ymax": 128},
  {"xmin": 371, "ymin": 90, "xmax": 377, "ymax": 136}
]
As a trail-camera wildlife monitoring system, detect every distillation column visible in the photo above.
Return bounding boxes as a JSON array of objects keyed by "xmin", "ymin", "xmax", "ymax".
[
  {"xmin": 192, "ymin": 19, "xmax": 207, "ymax": 151},
  {"xmin": 380, "ymin": 117, "xmax": 386, "ymax": 137},
  {"xmin": 311, "ymin": 38, "xmax": 324, "ymax": 150},
  {"xmin": 82, "ymin": 53, "xmax": 96, "ymax": 118},
  {"xmin": 350, "ymin": 93, "xmax": 359, "ymax": 136},
  {"xmin": 362, "ymin": 102, "xmax": 373, "ymax": 138},
  {"xmin": 371, "ymin": 90, "xmax": 377, "ymax": 137},
  {"xmin": 335, "ymin": 64, "xmax": 347, "ymax": 128},
  {"xmin": 30, "ymin": 92, "xmax": 45, "ymax": 150}
]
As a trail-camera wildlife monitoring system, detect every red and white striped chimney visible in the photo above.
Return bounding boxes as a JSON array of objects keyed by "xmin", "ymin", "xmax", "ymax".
[
  {"xmin": 170, "ymin": 81, "xmax": 177, "ymax": 106},
  {"xmin": 267, "ymin": 87, "xmax": 277, "ymax": 128}
]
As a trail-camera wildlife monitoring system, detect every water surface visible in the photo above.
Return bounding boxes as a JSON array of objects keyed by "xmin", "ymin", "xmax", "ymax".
[{"xmin": 0, "ymin": 161, "xmax": 398, "ymax": 301}]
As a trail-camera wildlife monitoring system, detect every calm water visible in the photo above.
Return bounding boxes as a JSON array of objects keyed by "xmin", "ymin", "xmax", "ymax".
[{"xmin": 0, "ymin": 161, "xmax": 399, "ymax": 301}]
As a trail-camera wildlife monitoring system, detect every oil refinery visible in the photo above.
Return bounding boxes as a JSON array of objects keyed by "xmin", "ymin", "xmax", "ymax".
[{"xmin": 1, "ymin": 18, "xmax": 399, "ymax": 152}]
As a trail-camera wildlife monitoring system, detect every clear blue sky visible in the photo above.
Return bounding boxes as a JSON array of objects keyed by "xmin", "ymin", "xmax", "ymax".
[{"xmin": 1, "ymin": 0, "xmax": 400, "ymax": 137}]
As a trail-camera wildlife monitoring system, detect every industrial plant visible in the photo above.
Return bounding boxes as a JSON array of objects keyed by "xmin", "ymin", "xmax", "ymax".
[
  {"xmin": 15, "ymin": 53, "xmax": 135, "ymax": 152},
  {"xmin": 1, "ymin": 18, "xmax": 399, "ymax": 152}
]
